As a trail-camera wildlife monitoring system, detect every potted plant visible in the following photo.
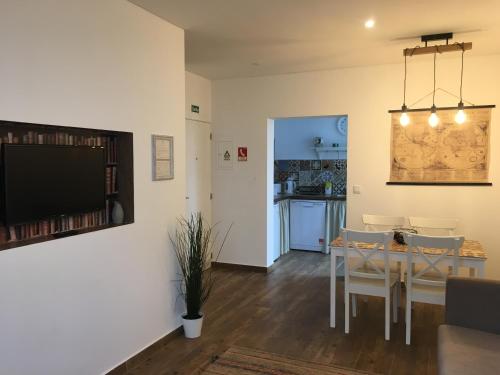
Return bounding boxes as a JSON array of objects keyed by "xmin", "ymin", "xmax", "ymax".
[
  {"xmin": 170, "ymin": 212, "xmax": 230, "ymax": 338},
  {"xmin": 324, "ymin": 181, "xmax": 333, "ymax": 195}
]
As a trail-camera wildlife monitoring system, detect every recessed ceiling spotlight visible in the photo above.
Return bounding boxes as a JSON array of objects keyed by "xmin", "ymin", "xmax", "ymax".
[{"xmin": 365, "ymin": 19, "xmax": 375, "ymax": 29}]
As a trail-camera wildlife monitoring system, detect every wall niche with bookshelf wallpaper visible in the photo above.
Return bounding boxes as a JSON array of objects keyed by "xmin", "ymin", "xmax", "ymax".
[{"xmin": 0, "ymin": 120, "xmax": 134, "ymax": 251}]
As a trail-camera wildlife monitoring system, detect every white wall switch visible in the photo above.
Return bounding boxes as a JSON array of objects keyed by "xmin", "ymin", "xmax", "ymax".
[{"xmin": 353, "ymin": 185, "xmax": 361, "ymax": 194}]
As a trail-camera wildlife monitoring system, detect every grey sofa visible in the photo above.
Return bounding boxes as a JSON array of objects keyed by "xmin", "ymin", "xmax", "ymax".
[{"xmin": 438, "ymin": 276, "xmax": 500, "ymax": 375}]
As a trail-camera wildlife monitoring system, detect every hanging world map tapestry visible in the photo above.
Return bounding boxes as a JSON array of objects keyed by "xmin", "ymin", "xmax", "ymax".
[{"xmin": 390, "ymin": 107, "xmax": 492, "ymax": 184}]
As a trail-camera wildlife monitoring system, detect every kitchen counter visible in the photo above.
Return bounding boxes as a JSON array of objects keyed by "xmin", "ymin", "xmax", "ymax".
[{"xmin": 274, "ymin": 193, "xmax": 346, "ymax": 204}]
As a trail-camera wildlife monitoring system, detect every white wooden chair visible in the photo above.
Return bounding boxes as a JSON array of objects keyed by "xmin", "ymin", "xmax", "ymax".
[
  {"xmin": 408, "ymin": 217, "xmax": 459, "ymax": 235},
  {"xmin": 403, "ymin": 233, "xmax": 464, "ymax": 345},
  {"xmin": 363, "ymin": 214, "xmax": 405, "ymax": 278},
  {"xmin": 342, "ymin": 229, "xmax": 400, "ymax": 341},
  {"xmin": 363, "ymin": 214, "xmax": 406, "ymax": 231},
  {"xmin": 408, "ymin": 217, "xmax": 460, "ymax": 275}
]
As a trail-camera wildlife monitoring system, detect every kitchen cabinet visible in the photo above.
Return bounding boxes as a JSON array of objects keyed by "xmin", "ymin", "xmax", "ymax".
[{"xmin": 273, "ymin": 203, "xmax": 280, "ymax": 261}]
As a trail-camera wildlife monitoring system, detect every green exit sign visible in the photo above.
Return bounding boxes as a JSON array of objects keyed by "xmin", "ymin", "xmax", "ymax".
[{"xmin": 191, "ymin": 105, "xmax": 200, "ymax": 113}]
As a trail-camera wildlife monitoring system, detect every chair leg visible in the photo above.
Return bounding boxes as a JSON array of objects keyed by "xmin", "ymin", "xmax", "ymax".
[
  {"xmin": 352, "ymin": 294, "xmax": 357, "ymax": 318},
  {"xmin": 398, "ymin": 282, "xmax": 401, "ymax": 308},
  {"xmin": 395, "ymin": 282, "xmax": 400, "ymax": 309},
  {"xmin": 385, "ymin": 290, "xmax": 390, "ymax": 341},
  {"xmin": 406, "ymin": 294, "xmax": 412, "ymax": 345},
  {"xmin": 345, "ymin": 291, "xmax": 350, "ymax": 334},
  {"xmin": 392, "ymin": 285, "xmax": 398, "ymax": 323}
]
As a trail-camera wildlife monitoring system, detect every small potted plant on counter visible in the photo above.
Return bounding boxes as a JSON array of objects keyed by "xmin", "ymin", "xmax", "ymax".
[
  {"xmin": 170, "ymin": 212, "xmax": 231, "ymax": 338},
  {"xmin": 325, "ymin": 181, "xmax": 333, "ymax": 195}
]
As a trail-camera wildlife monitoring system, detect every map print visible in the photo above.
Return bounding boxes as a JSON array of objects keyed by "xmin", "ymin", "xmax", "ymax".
[{"xmin": 390, "ymin": 108, "xmax": 491, "ymax": 183}]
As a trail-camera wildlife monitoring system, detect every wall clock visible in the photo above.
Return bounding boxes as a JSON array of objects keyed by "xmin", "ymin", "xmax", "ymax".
[{"xmin": 337, "ymin": 116, "xmax": 347, "ymax": 136}]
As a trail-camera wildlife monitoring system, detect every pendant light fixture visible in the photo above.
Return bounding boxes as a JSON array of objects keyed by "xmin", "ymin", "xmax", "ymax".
[
  {"xmin": 390, "ymin": 33, "xmax": 495, "ymax": 125},
  {"xmin": 455, "ymin": 44, "xmax": 467, "ymax": 124},
  {"xmin": 428, "ymin": 52, "xmax": 439, "ymax": 128},
  {"xmin": 399, "ymin": 54, "xmax": 410, "ymax": 126}
]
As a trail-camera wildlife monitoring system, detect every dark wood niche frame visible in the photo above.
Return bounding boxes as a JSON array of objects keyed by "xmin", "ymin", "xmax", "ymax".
[{"xmin": 0, "ymin": 120, "xmax": 134, "ymax": 251}]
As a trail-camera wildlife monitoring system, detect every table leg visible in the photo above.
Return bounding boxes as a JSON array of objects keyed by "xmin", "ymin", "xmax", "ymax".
[
  {"xmin": 477, "ymin": 263, "xmax": 485, "ymax": 278},
  {"xmin": 469, "ymin": 267, "xmax": 476, "ymax": 277},
  {"xmin": 330, "ymin": 251, "xmax": 337, "ymax": 328}
]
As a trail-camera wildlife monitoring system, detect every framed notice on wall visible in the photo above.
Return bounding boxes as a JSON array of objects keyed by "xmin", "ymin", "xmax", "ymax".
[
  {"xmin": 216, "ymin": 140, "xmax": 233, "ymax": 170},
  {"xmin": 152, "ymin": 135, "xmax": 174, "ymax": 180}
]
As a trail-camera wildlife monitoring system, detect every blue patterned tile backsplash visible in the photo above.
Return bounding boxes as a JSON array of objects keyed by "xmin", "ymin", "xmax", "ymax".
[{"xmin": 274, "ymin": 159, "xmax": 347, "ymax": 194}]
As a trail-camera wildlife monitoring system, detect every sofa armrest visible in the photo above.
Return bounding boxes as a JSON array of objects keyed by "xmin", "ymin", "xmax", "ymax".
[{"xmin": 446, "ymin": 276, "xmax": 500, "ymax": 335}]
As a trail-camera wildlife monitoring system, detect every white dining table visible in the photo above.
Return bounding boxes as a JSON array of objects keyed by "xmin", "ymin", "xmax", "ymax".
[{"xmin": 329, "ymin": 237, "xmax": 487, "ymax": 328}]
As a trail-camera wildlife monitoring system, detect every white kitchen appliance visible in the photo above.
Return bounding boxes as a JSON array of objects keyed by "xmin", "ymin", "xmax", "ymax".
[
  {"xmin": 290, "ymin": 200, "xmax": 326, "ymax": 251},
  {"xmin": 285, "ymin": 180, "xmax": 296, "ymax": 194}
]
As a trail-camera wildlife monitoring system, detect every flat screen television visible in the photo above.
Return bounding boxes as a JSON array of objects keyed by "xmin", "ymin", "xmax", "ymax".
[{"xmin": 2, "ymin": 144, "xmax": 106, "ymax": 226}]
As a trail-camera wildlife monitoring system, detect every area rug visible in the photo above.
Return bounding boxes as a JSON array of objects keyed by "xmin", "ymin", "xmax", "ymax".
[{"xmin": 202, "ymin": 346, "xmax": 374, "ymax": 374}]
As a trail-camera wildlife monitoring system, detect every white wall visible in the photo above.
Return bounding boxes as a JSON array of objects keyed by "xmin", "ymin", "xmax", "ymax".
[
  {"xmin": 274, "ymin": 116, "xmax": 346, "ymax": 160},
  {"xmin": 0, "ymin": 1, "xmax": 185, "ymax": 374},
  {"xmin": 212, "ymin": 54, "xmax": 500, "ymax": 273},
  {"xmin": 186, "ymin": 71, "xmax": 212, "ymax": 123}
]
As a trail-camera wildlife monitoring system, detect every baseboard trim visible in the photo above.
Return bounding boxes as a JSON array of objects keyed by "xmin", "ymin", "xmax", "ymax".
[
  {"xmin": 106, "ymin": 326, "xmax": 183, "ymax": 375},
  {"xmin": 211, "ymin": 261, "xmax": 268, "ymax": 273}
]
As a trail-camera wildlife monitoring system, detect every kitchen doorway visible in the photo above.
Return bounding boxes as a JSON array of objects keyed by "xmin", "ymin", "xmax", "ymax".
[{"xmin": 268, "ymin": 115, "xmax": 348, "ymax": 265}]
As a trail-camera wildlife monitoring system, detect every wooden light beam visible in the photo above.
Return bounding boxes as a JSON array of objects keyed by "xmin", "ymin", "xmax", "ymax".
[{"xmin": 404, "ymin": 42, "xmax": 472, "ymax": 56}]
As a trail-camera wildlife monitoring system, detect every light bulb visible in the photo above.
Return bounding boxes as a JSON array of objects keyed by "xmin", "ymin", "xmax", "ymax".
[
  {"xmin": 428, "ymin": 110, "xmax": 439, "ymax": 128},
  {"xmin": 400, "ymin": 112, "xmax": 410, "ymax": 127},
  {"xmin": 364, "ymin": 19, "xmax": 375, "ymax": 29},
  {"xmin": 455, "ymin": 102, "xmax": 466, "ymax": 124},
  {"xmin": 455, "ymin": 110, "xmax": 466, "ymax": 124}
]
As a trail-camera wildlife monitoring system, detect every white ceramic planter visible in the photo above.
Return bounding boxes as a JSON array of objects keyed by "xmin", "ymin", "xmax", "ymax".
[
  {"xmin": 182, "ymin": 315, "xmax": 204, "ymax": 338},
  {"xmin": 325, "ymin": 187, "xmax": 332, "ymax": 195}
]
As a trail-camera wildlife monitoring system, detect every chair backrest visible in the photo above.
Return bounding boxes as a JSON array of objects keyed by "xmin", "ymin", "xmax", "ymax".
[
  {"xmin": 342, "ymin": 229, "xmax": 393, "ymax": 287},
  {"xmin": 362, "ymin": 214, "xmax": 405, "ymax": 231},
  {"xmin": 408, "ymin": 216, "xmax": 459, "ymax": 236},
  {"xmin": 404, "ymin": 233, "xmax": 464, "ymax": 288}
]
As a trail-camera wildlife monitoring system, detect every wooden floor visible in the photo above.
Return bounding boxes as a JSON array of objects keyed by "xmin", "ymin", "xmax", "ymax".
[{"xmin": 129, "ymin": 251, "xmax": 442, "ymax": 375}]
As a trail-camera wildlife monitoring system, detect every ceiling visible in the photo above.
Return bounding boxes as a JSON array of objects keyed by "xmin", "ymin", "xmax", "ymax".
[{"xmin": 130, "ymin": 0, "xmax": 500, "ymax": 80}]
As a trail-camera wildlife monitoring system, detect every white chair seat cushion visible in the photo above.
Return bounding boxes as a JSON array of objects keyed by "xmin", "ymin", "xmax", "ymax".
[
  {"xmin": 363, "ymin": 262, "xmax": 401, "ymax": 275},
  {"xmin": 349, "ymin": 272, "xmax": 399, "ymax": 296},
  {"xmin": 406, "ymin": 264, "xmax": 449, "ymax": 280},
  {"xmin": 405, "ymin": 274, "xmax": 446, "ymax": 305}
]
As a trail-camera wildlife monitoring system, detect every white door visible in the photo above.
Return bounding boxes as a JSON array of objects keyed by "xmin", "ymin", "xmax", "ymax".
[{"xmin": 186, "ymin": 119, "xmax": 212, "ymax": 224}]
